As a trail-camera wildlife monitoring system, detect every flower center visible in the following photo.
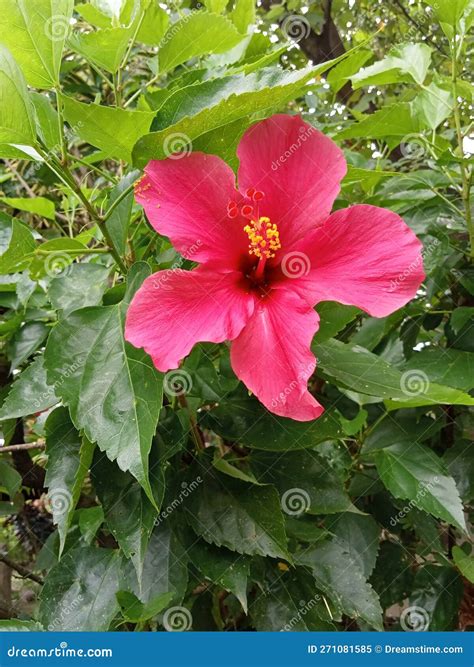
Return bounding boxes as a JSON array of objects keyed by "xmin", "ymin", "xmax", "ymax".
[{"xmin": 227, "ymin": 188, "xmax": 281, "ymax": 281}]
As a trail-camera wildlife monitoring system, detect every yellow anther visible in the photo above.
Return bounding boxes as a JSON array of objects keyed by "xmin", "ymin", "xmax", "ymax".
[{"xmin": 244, "ymin": 216, "xmax": 281, "ymax": 260}]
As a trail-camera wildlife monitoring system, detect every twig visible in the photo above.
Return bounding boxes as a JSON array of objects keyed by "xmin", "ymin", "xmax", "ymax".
[
  {"xmin": 0, "ymin": 552, "xmax": 44, "ymax": 585},
  {"xmin": 0, "ymin": 442, "xmax": 45, "ymax": 454}
]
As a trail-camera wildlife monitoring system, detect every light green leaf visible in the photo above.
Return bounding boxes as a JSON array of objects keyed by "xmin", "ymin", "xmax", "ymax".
[
  {"xmin": 231, "ymin": 0, "xmax": 255, "ymax": 34},
  {"xmin": 412, "ymin": 82, "xmax": 453, "ymax": 130},
  {"xmin": 0, "ymin": 0, "xmax": 74, "ymax": 88},
  {"xmin": 61, "ymin": 95, "xmax": 154, "ymax": 162},
  {"xmin": 373, "ymin": 441, "xmax": 467, "ymax": 532},
  {"xmin": 105, "ymin": 172, "xmax": 138, "ymax": 255},
  {"xmin": 314, "ymin": 301, "xmax": 359, "ymax": 343},
  {"xmin": 327, "ymin": 48, "xmax": 371, "ymax": 93},
  {"xmin": 44, "ymin": 267, "xmax": 163, "ymax": 505},
  {"xmin": 0, "ymin": 216, "xmax": 36, "ymax": 275},
  {"xmin": 314, "ymin": 338, "xmax": 474, "ymax": 407},
  {"xmin": 44, "ymin": 407, "xmax": 95, "ymax": 554},
  {"xmin": 32, "ymin": 93, "xmax": 61, "ymax": 150},
  {"xmin": 352, "ymin": 43, "xmax": 432, "ymax": 88},
  {"xmin": 159, "ymin": 12, "xmax": 244, "ymax": 73},
  {"xmin": 39, "ymin": 546, "xmax": 121, "ymax": 631},
  {"xmin": 0, "ymin": 46, "xmax": 36, "ymax": 149},
  {"xmin": 0, "ymin": 460, "xmax": 22, "ymax": 497},
  {"xmin": 296, "ymin": 539, "xmax": 384, "ymax": 630},
  {"xmin": 137, "ymin": 0, "xmax": 169, "ymax": 44},
  {"xmin": 1, "ymin": 197, "xmax": 55, "ymax": 220},
  {"xmin": 452, "ymin": 546, "xmax": 474, "ymax": 583},
  {"xmin": 117, "ymin": 590, "xmax": 174, "ymax": 622},
  {"xmin": 68, "ymin": 26, "xmax": 131, "ymax": 73}
]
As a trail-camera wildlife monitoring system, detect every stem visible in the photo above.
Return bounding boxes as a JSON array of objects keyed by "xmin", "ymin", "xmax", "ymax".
[
  {"xmin": 55, "ymin": 87, "xmax": 68, "ymax": 165},
  {"xmin": 0, "ymin": 552, "xmax": 44, "ymax": 585},
  {"xmin": 0, "ymin": 442, "xmax": 45, "ymax": 454},
  {"xmin": 103, "ymin": 182, "xmax": 136, "ymax": 221},
  {"xmin": 124, "ymin": 74, "xmax": 159, "ymax": 108},
  {"xmin": 451, "ymin": 35, "xmax": 473, "ymax": 257}
]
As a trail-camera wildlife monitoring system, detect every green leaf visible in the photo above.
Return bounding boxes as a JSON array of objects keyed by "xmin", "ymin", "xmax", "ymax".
[
  {"xmin": 336, "ymin": 103, "xmax": 421, "ymax": 141},
  {"xmin": 314, "ymin": 302, "xmax": 359, "ymax": 343},
  {"xmin": 77, "ymin": 505, "xmax": 104, "ymax": 544},
  {"xmin": 408, "ymin": 564, "xmax": 463, "ymax": 630},
  {"xmin": 184, "ymin": 470, "xmax": 290, "ymax": 560},
  {"xmin": 327, "ymin": 48, "xmax": 372, "ymax": 93},
  {"xmin": 44, "ymin": 270, "xmax": 163, "ymax": 505},
  {"xmin": 91, "ymin": 452, "xmax": 157, "ymax": 579},
  {"xmin": 296, "ymin": 539, "xmax": 384, "ymax": 630},
  {"xmin": 117, "ymin": 590, "xmax": 174, "ymax": 622},
  {"xmin": 44, "ymin": 407, "xmax": 95, "ymax": 554},
  {"xmin": 61, "ymin": 95, "xmax": 154, "ymax": 163},
  {"xmin": 39, "ymin": 546, "xmax": 121, "ymax": 631},
  {"xmin": 137, "ymin": 0, "xmax": 169, "ymax": 45},
  {"xmin": 49, "ymin": 263, "xmax": 110, "ymax": 316},
  {"xmin": 0, "ymin": 460, "xmax": 22, "ymax": 497},
  {"xmin": 68, "ymin": 26, "xmax": 131, "ymax": 73},
  {"xmin": 189, "ymin": 540, "xmax": 250, "ymax": 612},
  {"xmin": 0, "ymin": 46, "xmax": 36, "ymax": 151},
  {"xmin": 372, "ymin": 442, "xmax": 467, "ymax": 532},
  {"xmin": 251, "ymin": 568, "xmax": 336, "ymax": 631},
  {"xmin": 8, "ymin": 321, "xmax": 49, "ymax": 369},
  {"xmin": 352, "ymin": 43, "xmax": 432, "ymax": 88},
  {"xmin": 159, "ymin": 12, "xmax": 244, "ymax": 73},
  {"xmin": 401, "ymin": 347, "xmax": 474, "ymax": 392},
  {"xmin": 105, "ymin": 172, "xmax": 138, "ymax": 255},
  {"xmin": 452, "ymin": 545, "xmax": 474, "ymax": 583},
  {"xmin": 0, "ymin": 217, "xmax": 36, "ymax": 275},
  {"xmin": 251, "ymin": 451, "xmax": 357, "ymax": 515},
  {"xmin": 133, "ymin": 62, "xmax": 344, "ymax": 167},
  {"xmin": 423, "ymin": 0, "xmax": 474, "ymax": 37},
  {"xmin": 412, "ymin": 82, "xmax": 453, "ymax": 130},
  {"xmin": 314, "ymin": 338, "xmax": 474, "ymax": 407},
  {"xmin": 0, "ymin": 0, "xmax": 74, "ymax": 88},
  {"xmin": 451, "ymin": 306, "xmax": 474, "ymax": 335},
  {"xmin": 0, "ymin": 197, "xmax": 55, "ymax": 220},
  {"xmin": 201, "ymin": 394, "xmax": 342, "ymax": 451},
  {"xmin": 371, "ymin": 541, "xmax": 413, "ymax": 609},
  {"xmin": 231, "ymin": 0, "xmax": 256, "ymax": 34},
  {"xmin": 326, "ymin": 513, "xmax": 380, "ymax": 578},
  {"xmin": 31, "ymin": 92, "xmax": 61, "ymax": 151}
]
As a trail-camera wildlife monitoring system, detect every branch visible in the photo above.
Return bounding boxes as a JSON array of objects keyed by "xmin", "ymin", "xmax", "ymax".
[
  {"xmin": 0, "ymin": 552, "xmax": 44, "ymax": 585},
  {"xmin": 0, "ymin": 442, "xmax": 45, "ymax": 454}
]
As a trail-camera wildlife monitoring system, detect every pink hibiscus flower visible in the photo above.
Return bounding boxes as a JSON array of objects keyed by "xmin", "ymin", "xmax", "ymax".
[{"xmin": 125, "ymin": 114, "xmax": 424, "ymax": 421}]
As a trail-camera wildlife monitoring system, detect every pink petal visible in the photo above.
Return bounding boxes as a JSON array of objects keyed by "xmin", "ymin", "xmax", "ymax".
[
  {"xmin": 135, "ymin": 153, "xmax": 249, "ymax": 268},
  {"xmin": 125, "ymin": 268, "xmax": 255, "ymax": 370},
  {"xmin": 231, "ymin": 290, "xmax": 323, "ymax": 421},
  {"xmin": 237, "ymin": 114, "xmax": 346, "ymax": 251},
  {"xmin": 277, "ymin": 204, "xmax": 424, "ymax": 317}
]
